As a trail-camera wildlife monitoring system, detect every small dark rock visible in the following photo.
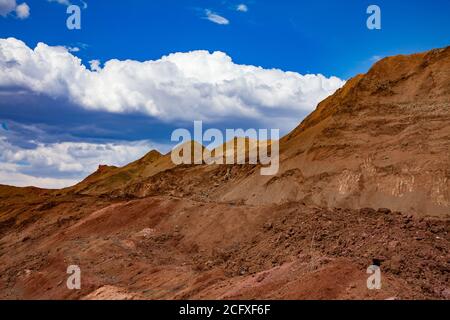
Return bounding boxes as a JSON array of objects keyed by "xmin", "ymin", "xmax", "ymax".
[
  {"xmin": 360, "ymin": 208, "xmax": 376, "ymax": 215},
  {"xmin": 378, "ymin": 208, "xmax": 392, "ymax": 215},
  {"xmin": 263, "ymin": 222, "xmax": 273, "ymax": 230},
  {"xmin": 372, "ymin": 258, "xmax": 383, "ymax": 266}
]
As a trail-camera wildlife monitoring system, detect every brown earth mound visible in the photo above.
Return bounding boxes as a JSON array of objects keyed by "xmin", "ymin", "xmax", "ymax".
[{"xmin": 216, "ymin": 46, "xmax": 450, "ymax": 215}]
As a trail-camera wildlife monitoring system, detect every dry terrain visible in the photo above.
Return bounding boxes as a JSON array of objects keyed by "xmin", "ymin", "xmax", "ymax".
[{"xmin": 0, "ymin": 47, "xmax": 449, "ymax": 300}]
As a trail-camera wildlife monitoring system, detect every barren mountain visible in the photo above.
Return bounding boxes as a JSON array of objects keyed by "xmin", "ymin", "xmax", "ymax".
[
  {"xmin": 78, "ymin": 47, "xmax": 450, "ymax": 216},
  {"xmin": 0, "ymin": 47, "xmax": 449, "ymax": 300},
  {"xmin": 219, "ymin": 46, "xmax": 450, "ymax": 215}
]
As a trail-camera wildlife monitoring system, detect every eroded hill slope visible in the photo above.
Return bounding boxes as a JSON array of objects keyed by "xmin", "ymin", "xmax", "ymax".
[{"xmin": 214, "ymin": 47, "xmax": 450, "ymax": 216}]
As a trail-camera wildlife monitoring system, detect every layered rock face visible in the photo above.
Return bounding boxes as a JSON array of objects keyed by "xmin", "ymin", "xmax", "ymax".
[{"xmin": 216, "ymin": 47, "xmax": 450, "ymax": 216}]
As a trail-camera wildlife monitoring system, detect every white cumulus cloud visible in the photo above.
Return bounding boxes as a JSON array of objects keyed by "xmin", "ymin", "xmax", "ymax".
[
  {"xmin": 204, "ymin": 9, "xmax": 230, "ymax": 25},
  {"xmin": 0, "ymin": 37, "xmax": 345, "ymax": 129},
  {"xmin": 66, "ymin": 46, "xmax": 80, "ymax": 52},
  {"xmin": 0, "ymin": 0, "xmax": 29, "ymax": 19},
  {"xmin": 15, "ymin": 2, "xmax": 29, "ymax": 19},
  {"xmin": 236, "ymin": 4, "xmax": 248, "ymax": 12},
  {"xmin": 0, "ymin": 168, "xmax": 79, "ymax": 189},
  {"xmin": 89, "ymin": 59, "xmax": 101, "ymax": 71},
  {"xmin": 0, "ymin": 0, "xmax": 16, "ymax": 16},
  {"xmin": 47, "ymin": 0, "xmax": 71, "ymax": 6},
  {"xmin": 0, "ymin": 135, "xmax": 159, "ymax": 188}
]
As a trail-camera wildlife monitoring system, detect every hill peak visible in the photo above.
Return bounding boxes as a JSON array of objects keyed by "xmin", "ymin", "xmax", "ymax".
[
  {"xmin": 286, "ymin": 46, "xmax": 450, "ymax": 141},
  {"xmin": 135, "ymin": 149, "xmax": 163, "ymax": 164}
]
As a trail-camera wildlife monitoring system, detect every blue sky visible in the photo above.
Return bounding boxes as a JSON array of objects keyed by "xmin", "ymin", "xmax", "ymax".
[
  {"xmin": 0, "ymin": 0, "xmax": 449, "ymax": 188},
  {"xmin": 2, "ymin": 0, "xmax": 450, "ymax": 78}
]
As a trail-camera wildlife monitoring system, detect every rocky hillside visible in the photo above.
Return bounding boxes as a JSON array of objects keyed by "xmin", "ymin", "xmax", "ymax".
[
  {"xmin": 62, "ymin": 46, "xmax": 450, "ymax": 216},
  {"xmin": 209, "ymin": 47, "xmax": 450, "ymax": 216}
]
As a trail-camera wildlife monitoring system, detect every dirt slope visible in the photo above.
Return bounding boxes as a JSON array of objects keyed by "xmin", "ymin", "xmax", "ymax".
[
  {"xmin": 66, "ymin": 150, "xmax": 175, "ymax": 195},
  {"xmin": 0, "ymin": 196, "xmax": 448, "ymax": 299},
  {"xmin": 214, "ymin": 47, "xmax": 450, "ymax": 216},
  {"xmin": 102, "ymin": 47, "xmax": 450, "ymax": 216}
]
